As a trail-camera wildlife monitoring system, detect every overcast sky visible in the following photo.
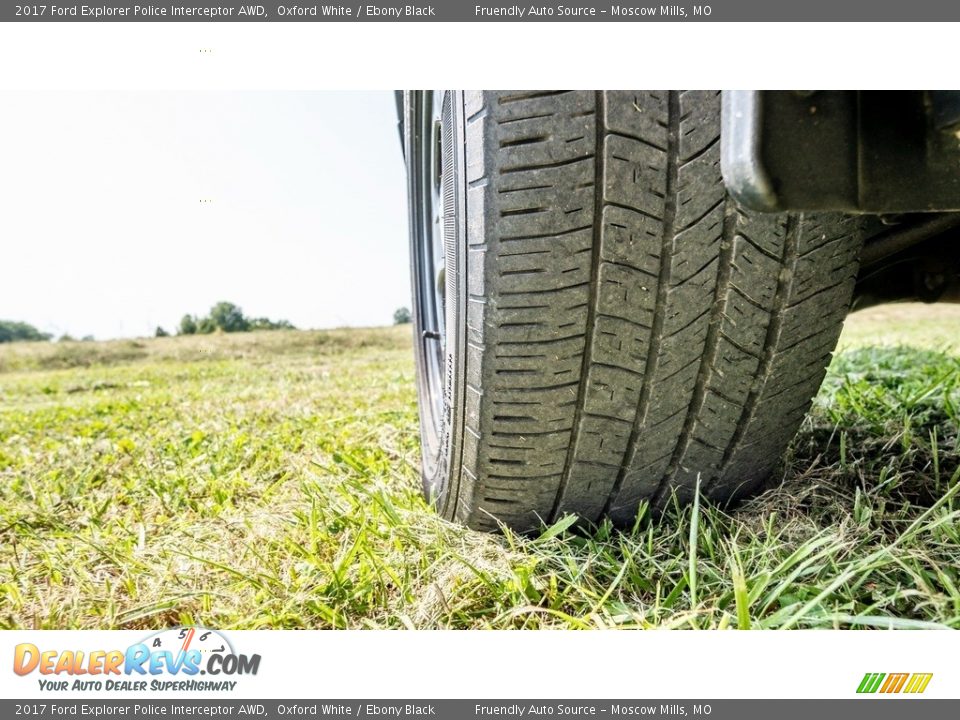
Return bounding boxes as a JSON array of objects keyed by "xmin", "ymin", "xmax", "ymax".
[{"xmin": 0, "ymin": 91, "xmax": 409, "ymax": 339}]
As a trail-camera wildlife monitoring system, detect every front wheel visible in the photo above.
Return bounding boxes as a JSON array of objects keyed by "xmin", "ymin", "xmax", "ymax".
[{"xmin": 406, "ymin": 90, "xmax": 865, "ymax": 533}]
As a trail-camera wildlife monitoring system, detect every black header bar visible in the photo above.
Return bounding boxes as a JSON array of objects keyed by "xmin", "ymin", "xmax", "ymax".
[{"xmin": 4, "ymin": 0, "xmax": 960, "ymax": 21}]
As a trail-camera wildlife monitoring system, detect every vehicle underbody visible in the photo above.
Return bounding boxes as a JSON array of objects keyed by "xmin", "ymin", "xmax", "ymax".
[{"xmin": 723, "ymin": 91, "xmax": 960, "ymax": 309}]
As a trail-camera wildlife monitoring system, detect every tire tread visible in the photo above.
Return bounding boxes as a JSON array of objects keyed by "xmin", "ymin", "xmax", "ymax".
[{"xmin": 451, "ymin": 90, "xmax": 864, "ymax": 531}]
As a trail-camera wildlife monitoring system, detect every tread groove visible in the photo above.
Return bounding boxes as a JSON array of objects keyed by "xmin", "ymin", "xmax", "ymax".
[
  {"xmin": 550, "ymin": 90, "xmax": 604, "ymax": 522},
  {"xmin": 707, "ymin": 214, "xmax": 799, "ymax": 491},
  {"xmin": 601, "ymin": 90, "xmax": 681, "ymax": 519},
  {"xmin": 651, "ymin": 201, "xmax": 736, "ymax": 507}
]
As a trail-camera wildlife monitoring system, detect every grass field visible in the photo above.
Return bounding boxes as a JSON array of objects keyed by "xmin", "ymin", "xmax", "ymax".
[{"xmin": 2, "ymin": 304, "xmax": 960, "ymax": 630}]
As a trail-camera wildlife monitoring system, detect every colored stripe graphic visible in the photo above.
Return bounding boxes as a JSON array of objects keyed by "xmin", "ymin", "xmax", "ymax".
[
  {"xmin": 857, "ymin": 673, "xmax": 885, "ymax": 693},
  {"xmin": 904, "ymin": 673, "xmax": 933, "ymax": 694},
  {"xmin": 857, "ymin": 672, "xmax": 932, "ymax": 694},
  {"xmin": 880, "ymin": 673, "xmax": 909, "ymax": 693}
]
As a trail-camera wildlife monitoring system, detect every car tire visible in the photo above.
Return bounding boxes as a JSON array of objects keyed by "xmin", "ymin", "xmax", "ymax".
[{"xmin": 406, "ymin": 90, "xmax": 865, "ymax": 532}]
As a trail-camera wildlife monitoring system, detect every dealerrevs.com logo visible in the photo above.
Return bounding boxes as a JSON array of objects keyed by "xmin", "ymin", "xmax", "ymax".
[{"xmin": 13, "ymin": 627, "xmax": 261, "ymax": 693}]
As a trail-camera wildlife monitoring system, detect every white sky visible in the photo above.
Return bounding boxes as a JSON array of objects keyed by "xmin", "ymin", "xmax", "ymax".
[{"xmin": 0, "ymin": 91, "xmax": 409, "ymax": 339}]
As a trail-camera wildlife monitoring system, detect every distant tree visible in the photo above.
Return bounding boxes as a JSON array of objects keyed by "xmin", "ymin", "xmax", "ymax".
[
  {"xmin": 81, "ymin": 335, "xmax": 95, "ymax": 342},
  {"xmin": 58, "ymin": 333, "xmax": 75, "ymax": 342},
  {"xmin": 155, "ymin": 326, "xmax": 169, "ymax": 337},
  {"xmin": 249, "ymin": 317, "xmax": 295, "ymax": 331},
  {"xmin": 179, "ymin": 315, "xmax": 197, "ymax": 335},
  {"xmin": 209, "ymin": 301, "xmax": 250, "ymax": 333},
  {"xmin": 0, "ymin": 320, "xmax": 52, "ymax": 344},
  {"xmin": 177, "ymin": 303, "xmax": 293, "ymax": 335},
  {"xmin": 393, "ymin": 307, "xmax": 412, "ymax": 325}
]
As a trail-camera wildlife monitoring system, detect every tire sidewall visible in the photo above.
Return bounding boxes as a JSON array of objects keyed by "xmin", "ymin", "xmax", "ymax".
[{"xmin": 406, "ymin": 91, "xmax": 468, "ymax": 520}]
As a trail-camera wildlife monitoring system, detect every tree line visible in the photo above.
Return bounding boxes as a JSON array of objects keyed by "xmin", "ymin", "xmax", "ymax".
[
  {"xmin": 0, "ymin": 320, "xmax": 52, "ymax": 344},
  {"xmin": 1, "ymin": 303, "xmax": 410, "ymax": 344},
  {"xmin": 166, "ymin": 301, "xmax": 294, "ymax": 336}
]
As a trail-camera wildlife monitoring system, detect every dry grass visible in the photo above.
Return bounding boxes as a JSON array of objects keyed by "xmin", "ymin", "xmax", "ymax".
[{"xmin": 839, "ymin": 302, "xmax": 960, "ymax": 351}]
